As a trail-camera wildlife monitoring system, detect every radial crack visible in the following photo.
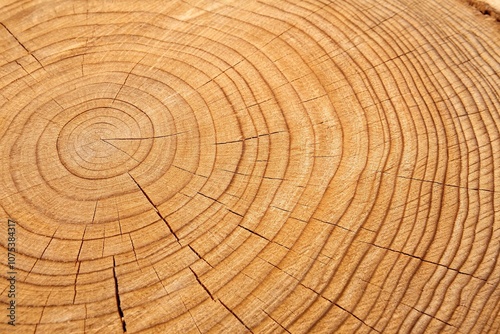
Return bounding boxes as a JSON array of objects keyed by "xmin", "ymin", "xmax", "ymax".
[
  {"xmin": 189, "ymin": 245, "xmax": 213, "ymax": 268},
  {"xmin": 92, "ymin": 200, "xmax": 98, "ymax": 223},
  {"xmin": 402, "ymin": 301, "xmax": 457, "ymax": 328},
  {"xmin": 73, "ymin": 262, "xmax": 81, "ymax": 304},
  {"xmin": 238, "ymin": 225, "xmax": 271, "ymax": 242},
  {"xmin": 128, "ymin": 173, "xmax": 179, "ymax": 242},
  {"xmin": 0, "ymin": 22, "xmax": 45, "ymax": 69},
  {"xmin": 239, "ymin": 225, "xmax": 293, "ymax": 251},
  {"xmin": 39, "ymin": 228, "xmax": 58, "ymax": 260},
  {"xmin": 197, "ymin": 191, "xmax": 223, "ymax": 204},
  {"xmin": 227, "ymin": 209, "xmax": 243, "ymax": 218},
  {"xmin": 188, "ymin": 309, "xmax": 203, "ymax": 334},
  {"xmin": 379, "ymin": 171, "xmax": 496, "ymax": 193},
  {"xmin": 102, "ymin": 131, "xmax": 189, "ymax": 141},
  {"xmin": 215, "ymin": 131, "xmax": 286, "ymax": 145},
  {"xmin": 101, "ymin": 139, "xmax": 140, "ymax": 162},
  {"xmin": 128, "ymin": 234, "xmax": 140, "ymax": 270},
  {"xmin": 220, "ymin": 300, "xmax": 253, "ymax": 333},
  {"xmin": 113, "ymin": 54, "xmax": 146, "ymax": 104},
  {"xmin": 112, "ymin": 257, "xmax": 127, "ymax": 333},
  {"xmin": 76, "ymin": 226, "xmax": 86, "ymax": 262},
  {"xmin": 335, "ymin": 303, "xmax": 381, "ymax": 333},
  {"xmin": 262, "ymin": 310, "xmax": 291, "ymax": 334},
  {"xmin": 360, "ymin": 241, "xmax": 487, "ymax": 282},
  {"xmin": 189, "ymin": 267, "xmax": 214, "ymax": 300}
]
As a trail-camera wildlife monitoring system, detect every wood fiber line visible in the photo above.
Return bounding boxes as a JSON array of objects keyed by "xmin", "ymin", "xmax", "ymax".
[{"xmin": 0, "ymin": 0, "xmax": 498, "ymax": 333}]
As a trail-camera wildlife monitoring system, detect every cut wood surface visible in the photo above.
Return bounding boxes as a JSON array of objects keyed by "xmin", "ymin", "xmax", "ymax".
[
  {"xmin": 465, "ymin": 0, "xmax": 500, "ymax": 19},
  {"xmin": 0, "ymin": 0, "xmax": 499, "ymax": 333}
]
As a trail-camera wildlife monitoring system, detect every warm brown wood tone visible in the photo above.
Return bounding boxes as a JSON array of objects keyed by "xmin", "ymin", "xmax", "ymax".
[
  {"xmin": 0, "ymin": 0, "xmax": 499, "ymax": 333},
  {"xmin": 465, "ymin": 0, "xmax": 500, "ymax": 20}
]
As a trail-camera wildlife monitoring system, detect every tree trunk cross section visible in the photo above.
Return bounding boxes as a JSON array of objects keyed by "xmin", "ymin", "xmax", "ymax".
[{"xmin": 0, "ymin": 0, "xmax": 498, "ymax": 333}]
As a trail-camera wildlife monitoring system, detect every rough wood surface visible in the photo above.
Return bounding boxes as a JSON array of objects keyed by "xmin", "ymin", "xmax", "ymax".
[
  {"xmin": 0, "ymin": 0, "xmax": 499, "ymax": 333},
  {"xmin": 465, "ymin": 0, "xmax": 500, "ymax": 20}
]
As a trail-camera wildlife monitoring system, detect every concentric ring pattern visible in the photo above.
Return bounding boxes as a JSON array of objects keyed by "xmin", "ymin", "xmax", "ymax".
[{"xmin": 0, "ymin": 0, "xmax": 499, "ymax": 333}]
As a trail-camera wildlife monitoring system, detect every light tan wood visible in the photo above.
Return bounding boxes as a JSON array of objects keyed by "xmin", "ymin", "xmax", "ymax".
[{"xmin": 0, "ymin": 0, "xmax": 499, "ymax": 333}]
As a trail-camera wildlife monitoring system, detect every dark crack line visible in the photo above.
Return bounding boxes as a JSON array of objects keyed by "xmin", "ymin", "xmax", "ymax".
[
  {"xmin": 189, "ymin": 267, "xmax": 215, "ymax": 300},
  {"xmin": 262, "ymin": 310, "xmax": 291, "ymax": 333},
  {"xmin": 218, "ymin": 168, "xmax": 251, "ymax": 177},
  {"xmin": 52, "ymin": 98, "xmax": 64, "ymax": 110},
  {"xmin": 197, "ymin": 193, "xmax": 248, "ymax": 223},
  {"xmin": 76, "ymin": 226, "xmax": 86, "ymax": 262},
  {"xmin": 128, "ymin": 234, "xmax": 140, "ymax": 270},
  {"xmin": 151, "ymin": 265, "xmax": 169, "ymax": 295},
  {"xmin": 188, "ymin": 245, "xmax": 202, "ymax": 258},
  {"xmin": 360, "ymin": 241, "xmax": 487, "ymax": 282},
  {"xmin": 197, "ymin": 191, "xmax": 223, "ymax": 205},
  {"xmin": 127, "ymin": 172, "xmax": 158, "ymax": 211},
  {"xmin": 113, "ymin": 257, "xmax": 127, "ymax": 333},
  {"xmin": 73, "ymin": 262, "xmax": 81, "ymax": 304},
  {"xmin": 402, "ymin": 301, "xmax": 457, "ymax": 329},
  {"xmin": 256, "ymin": 253, "xmax": 320, "ymax": 293},
  {"xmin": 92, "ymin": 200, "xmax": 98, "ymax": 223},
  {"xmin": 116, "ymin": 204, "xmax": 124, "ymax": 239},
  {"xmin": 173, "ymin": 165, "xmax": 208, "ymax": 178},
  {"xmin": 238, "ymin": 225, "xmax": 291, "ymax": 250},
  {"xmin": 243, "ymin": 97, "xmax": 273, "ymax": 109},
  {"xmin": 271, "ymin": 205, "xmax": 291, "ymax": 213},
  {"xmin": 313, "ymin": 218, "xmax": 357, "ymax": 233},
  {"xmin": 15, "ymin": 60, "xmax": 36, "ymax": 80},
  {"xmin": 220, "ymin": 300, "xmax": 253, "ymax": 333},
  {"xmin": 128, "ymin": 173, "xmax": 179, "ymax": 242},
  {"xmin": 227, "ymin": 208, "xmax": 243, "ymax": 218},
  {"xmin": 189, "ymin": 245, "xmax": 213, "ymax": 268},
  {"xmin": 25, "ymin": 259, "xmax": 39, "ymax": 283},
  {"xmin": 38, "ymin": 228, "xmax": 58, "ymax": 261},
  {"xmin": 335, "ymin": 303, "xmax": 381, "ymax": 333},
  {"xmin": 262, "ymin": 176, "xmax": 286, "ymax": 181},
  {"xmin": 112, "ymin": 55, "xmax": 145, "ymax": 104},
  {"xmin": 0, "ymin": 22, "xmax": 45, "ymax": 69},
  {"xmin": 197, "ymin": 57, "xmax": 246, "ymax": 91},
  {"xmin": 238, "ymin": 225, "xmax": 271, "ymax": 242}
]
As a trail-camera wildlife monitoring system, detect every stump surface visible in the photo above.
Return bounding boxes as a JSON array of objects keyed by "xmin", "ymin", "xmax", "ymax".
[{"xmin": 0, "ymin": 0, "xmax": 499, "ymax": 333}]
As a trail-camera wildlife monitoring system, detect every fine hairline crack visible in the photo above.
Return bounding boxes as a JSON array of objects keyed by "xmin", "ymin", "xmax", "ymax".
[
  {"xmin": 102, "ymin": 131, "xmax": 189, "ymax": 141},
  {"xmin": 360, "ymin": 241, "xmax": 488, "ymax": 282},
  {"xmin": 101, "ymin": 139, "xmax": 140, "ymax": 163}
]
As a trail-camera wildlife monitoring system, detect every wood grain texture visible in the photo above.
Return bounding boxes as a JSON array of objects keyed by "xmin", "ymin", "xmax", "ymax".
[{"xmin": 0, "ymin": 0, "xmax": 499, "ymax": 333}]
